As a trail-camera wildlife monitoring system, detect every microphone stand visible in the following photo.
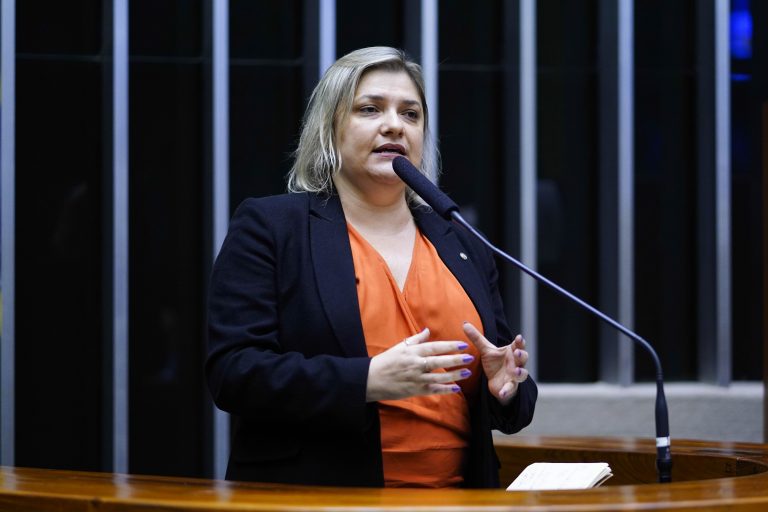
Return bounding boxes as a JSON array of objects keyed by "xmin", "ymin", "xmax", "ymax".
[{"xmin": 450, "ymin": 211, "xmax": 672, "ymax": 483}]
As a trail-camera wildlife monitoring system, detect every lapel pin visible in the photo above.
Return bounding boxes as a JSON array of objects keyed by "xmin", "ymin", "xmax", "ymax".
[{"xmin": 459, "ymin": 252, "xmax": 468, "ymax": 260}]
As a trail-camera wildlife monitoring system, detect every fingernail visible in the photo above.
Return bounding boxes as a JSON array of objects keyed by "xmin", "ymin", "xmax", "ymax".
[
  {"xmin": 516, "ymin": 368, "xmax": 522, "ymax": 376},
  {"xmin": 451, "ymin": 385, "xmax": 461, "ymax": 393},
  {"xmin": 460, "ymin": 369, "xmax": 472, "ymax": 378},
  {"xmin": 514, "ymin": 349, "xmax": 521, "ymax": 358},
  {"xmin": 500, "ymin": 389, "xmax": 507, "ymax": 398},
  {"xmin": 457, "ymin": 342, "xmax": 468, "ymax": 350},
  {"xmin": 421, "ymin": 327, "xmax": 429, "ymax": 334},
  {"xmin": 462, "ymin": 355, "xmax": 475, "ymax": 363}
]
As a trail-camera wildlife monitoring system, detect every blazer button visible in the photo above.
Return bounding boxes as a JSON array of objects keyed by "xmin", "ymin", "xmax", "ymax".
[{"xmin": 459, "ymin": 252, "xmax": 468, "ymax": 260}]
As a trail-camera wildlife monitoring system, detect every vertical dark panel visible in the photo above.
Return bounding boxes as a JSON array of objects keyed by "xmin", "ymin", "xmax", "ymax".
[
  {"xmin": 763, "ymin": 101, "xmax": 768, "ymax": 440},
  {"xmin": 229, "ymin": 66, "xmax": 304, "ymax": 208},
  {"xmin": 128, "ymin": 0, "xmax": 207, "ymax": 477},
  {"xmin": 441, "ymin": 0, "xmax": 522, "ymax": 351},
  {"xmin": 730, "ymin": 0, "xmax": 765, "ymax": 381},
  {"xmin": 129, "ymin": 2, "xmax": 202, "ymax": 57},
  {"xmin": 438, "ymin": 1, "xmax": 503, "ymax": 243},
  {"xmin": 17, "ymin": 0, "xmax": 101, "ymax": 54},
  {"xmin": 336, "ymin": 0, "xmax": 404, "ymax": 57},
  {"xmin": 439, "ymin": 68, "xmax": 503, "ymax": 235},
  {"xmin": 534, "ymin": 0, "xmax": 600, "ymax": 382},
  {"xmin": 229, "ymin": 0, "xmax": 305, "ymax": 211},
  {"xmin": 15, "ymin": 0, "xmax": 105, "ymax": 470},
  {"xmin": 501, "ymin": 0, "xmax": 523, "ymax": 337},
  {"xmin": 634, "ymin": 0, "xmax": 697, "ymax": 381},
  {"xmin": 230, "ymin": 1, "xmax": 302, "ymax": 60}
]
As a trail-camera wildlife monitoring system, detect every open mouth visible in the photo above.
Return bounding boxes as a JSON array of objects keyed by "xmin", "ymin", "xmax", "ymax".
[{"xmin": 373, "ymin": 144, "xmax": 406, "ymax": 156}]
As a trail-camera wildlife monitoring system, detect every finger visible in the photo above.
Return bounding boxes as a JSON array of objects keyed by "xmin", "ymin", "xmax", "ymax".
[
  {"xmin": 499, "ymin": 380, "xmax": 519, "ymax": 400},
  {"xmin": 513, "ymin": 348, "xmax": 529, "ymax": 367},
  {"xmin": 505, "ymin": 355, "xmax": 520, "ymax": 379},
  {"xmin": 425, "ymin": 353, "xmax": 475, "ymax": 371},
  {"xmin": 463, "ymin": 322, "xmax": 495, "ymax": 353},
  {"xmin": 422, "ymin": 368, "xmax": 472, "ymax": 384},
  {"xmin": 403, "ymin": 328, "xmax": 430, "ymax": 347},
  {"xmin": 503, "ymin": 364, "xmax": 528, "ymax": 383},
  {"xmin": 503, "ymin": 349, "xmax": 528, "ymax": 379},
  {"xmin": 424, "ymin": 383, "xmax": 463, "ymax": 396},
  {"xmin": 417, "ymin": 340, "xmax": 469, "ymax": 356},
  {"xmin": 513, "ymin": 367, "xmax": 529, "ymax": 383},
  {"xmin": 511, "ymin": 334, "xmax": 526, "ymax": 350}
]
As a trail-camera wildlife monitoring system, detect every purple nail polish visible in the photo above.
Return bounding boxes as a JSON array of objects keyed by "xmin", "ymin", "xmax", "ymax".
[
  {"xmin": 451, "ymin": 385, "xmax": 461, "ymax": 393},
  {"xmin": 457, "ymin": 342, "xmax": 468, "ymax": 350},
  {"xmin": 462, "ymin": 355, "xmax": 474, "ymax": 363},
  {"xmin": 460, "ymin": 369, "xmax": 472, "ymax": 378},
  {"xmin": 516, "ymin": 367, "xmax": 522, "ymax": 376}
]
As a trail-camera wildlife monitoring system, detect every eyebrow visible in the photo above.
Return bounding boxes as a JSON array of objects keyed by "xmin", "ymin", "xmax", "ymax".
[{"xmin": 356, "ymin": 94, "xmax": 422, "ymax": 107}]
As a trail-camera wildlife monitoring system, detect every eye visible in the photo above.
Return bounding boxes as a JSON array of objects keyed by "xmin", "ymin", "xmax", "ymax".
[
  {"xmin": 359, "ymin": 105, "xmax": 378, "ymax": 114},
  {"xmin": 402, "ymin": 109, "xmax": 421, "ymax": 121}
]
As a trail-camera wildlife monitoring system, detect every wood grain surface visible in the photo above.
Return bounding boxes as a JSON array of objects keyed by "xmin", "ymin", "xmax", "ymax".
[{"xmin": 2, "ymin": 436, "xmax": 768, "ymax": 511}]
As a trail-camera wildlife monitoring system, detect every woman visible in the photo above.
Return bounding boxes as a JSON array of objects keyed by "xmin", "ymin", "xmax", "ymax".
[{"xmin": 206, "ymin": 47, "xmax": 536, "ymax": 489}]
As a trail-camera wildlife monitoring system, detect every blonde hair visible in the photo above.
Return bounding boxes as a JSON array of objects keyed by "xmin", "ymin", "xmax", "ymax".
[{"xmin": 287, "ymin": 46, "xmax": 440, "ymax": 199}]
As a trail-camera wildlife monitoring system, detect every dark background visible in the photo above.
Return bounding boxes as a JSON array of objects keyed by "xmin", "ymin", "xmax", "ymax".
[{"xmin": 11, "ymin": 0, "xmax": 765, "ymax": 478}]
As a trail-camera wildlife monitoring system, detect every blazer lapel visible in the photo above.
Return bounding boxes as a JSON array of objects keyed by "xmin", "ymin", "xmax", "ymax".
[
  {"xmin": 308, "ymin": 194, "xmax": 368, "ymax": 357},
  {"xmin": 413, "ymin": 207, "xmax": 497, "ymax": 341}
]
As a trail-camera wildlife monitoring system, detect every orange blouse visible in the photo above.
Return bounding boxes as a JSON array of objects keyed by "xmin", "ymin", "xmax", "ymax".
[{"xmin": 348, "ymin": 224, "xmax": 484, "ymax": 488}]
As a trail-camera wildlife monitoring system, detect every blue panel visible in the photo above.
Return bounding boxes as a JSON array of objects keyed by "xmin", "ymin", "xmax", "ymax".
[{"xmin": 730, "ymin": 0, "xmax": 752, "ymax": 60}]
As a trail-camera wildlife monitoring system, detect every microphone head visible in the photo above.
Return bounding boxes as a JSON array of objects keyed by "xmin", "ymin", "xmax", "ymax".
[{"xmin": 392, "ymin": 156, "xmax": 459, "ymax": 220}]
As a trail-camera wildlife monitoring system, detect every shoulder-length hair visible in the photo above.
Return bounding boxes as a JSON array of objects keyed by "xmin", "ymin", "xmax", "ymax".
[{"xmin": 287, "ymin": 46, "xmax": 440, "ymax": 200}]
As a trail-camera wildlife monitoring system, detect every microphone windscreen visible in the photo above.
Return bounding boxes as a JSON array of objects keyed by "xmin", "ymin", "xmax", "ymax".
[{"xmin": 392, "ymin": 156, "xmax": 459, "ymax": 220}]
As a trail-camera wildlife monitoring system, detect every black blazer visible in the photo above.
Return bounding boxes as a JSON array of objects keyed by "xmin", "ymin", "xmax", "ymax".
[{"xmin": 206, "ymin": 192, "xmax": 537, "ymax": 488}]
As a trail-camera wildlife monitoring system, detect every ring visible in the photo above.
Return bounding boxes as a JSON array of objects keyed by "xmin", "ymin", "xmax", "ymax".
[{"xmin": 422, "ymin": 358, "xmax": 429, "ymax": 373}]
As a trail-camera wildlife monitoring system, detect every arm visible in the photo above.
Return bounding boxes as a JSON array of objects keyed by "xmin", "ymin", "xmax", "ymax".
[
  {"xmin": 464, "ymin": 235, "xmax": 538, "ymax": 434},
  {"xmin": 205, "ymin": 199, "xmax": 371, "ymax": 432}
]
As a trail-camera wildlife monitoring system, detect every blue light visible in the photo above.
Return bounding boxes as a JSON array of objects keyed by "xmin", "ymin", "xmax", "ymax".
[
  {"xmin": 730, "ymin": 0, "xmax": 753, "ymax": 60},
  {"xmin": 730, "ymin": 73, "xmax": 751, "ymax": 82}
]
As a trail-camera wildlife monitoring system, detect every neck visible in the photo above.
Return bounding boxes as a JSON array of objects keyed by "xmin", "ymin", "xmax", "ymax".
[{"xmin": 334, "ymin": 178, "xmax": 412, "ymax": 234}]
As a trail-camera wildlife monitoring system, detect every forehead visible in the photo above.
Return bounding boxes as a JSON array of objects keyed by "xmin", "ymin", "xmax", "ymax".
[{"xmin": 354, "ymin": 69, "xmax": 422, "ymax": 103}]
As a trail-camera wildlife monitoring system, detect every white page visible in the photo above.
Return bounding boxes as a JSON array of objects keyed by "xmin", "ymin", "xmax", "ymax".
[{"xmin": 506, "ymin": 462, "xmax": 612, "ymax": 491}]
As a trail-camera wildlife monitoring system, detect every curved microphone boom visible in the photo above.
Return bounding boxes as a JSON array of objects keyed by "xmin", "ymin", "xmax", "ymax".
[{"xmin": 392, "ymin": 156, "xmax": 672, "ymax": 483}]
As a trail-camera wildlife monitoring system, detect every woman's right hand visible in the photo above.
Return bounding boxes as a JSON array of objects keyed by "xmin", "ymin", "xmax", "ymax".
[{"xmin": 365, "ymin": 328, "xmax": 475, "ymax": 402}]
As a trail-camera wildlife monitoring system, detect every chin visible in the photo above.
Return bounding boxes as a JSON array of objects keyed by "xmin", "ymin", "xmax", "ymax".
[{"xmin": 370, "ymin": 169, "xmax": 403, "ymax": 185}]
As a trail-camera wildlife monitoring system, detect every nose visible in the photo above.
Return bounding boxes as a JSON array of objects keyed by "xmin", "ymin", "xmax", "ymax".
[{"xmin": 380, "ymin": 108, "xmax": 404, "ymax": 135}]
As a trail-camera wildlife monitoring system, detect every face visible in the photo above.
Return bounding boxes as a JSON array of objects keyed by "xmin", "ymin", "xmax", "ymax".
[{"xmin": 335, "ymin": 69, "xmax": 425, "ymax": 194}]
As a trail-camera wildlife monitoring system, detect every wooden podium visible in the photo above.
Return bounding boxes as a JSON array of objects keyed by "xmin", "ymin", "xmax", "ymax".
[{"xmin": 2, "ymin": 436, "xmax": 768, "ymax": 511}]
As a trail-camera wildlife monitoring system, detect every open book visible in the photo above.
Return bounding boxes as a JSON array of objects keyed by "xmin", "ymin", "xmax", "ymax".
[{"xmin": 506, "ymin": 462, "xmax": 613, "ymax": 491}]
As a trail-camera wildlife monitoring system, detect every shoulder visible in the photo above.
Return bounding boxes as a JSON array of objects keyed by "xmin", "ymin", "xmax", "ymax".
[
  {"xmin": 233, "ymin": 192, "xmax": 344, "ymax": 222},
  {"xmin": 216, "ymin": 193, "xmax": 317, "ymax": 268},
  {"xmin": 235, "ymin": 192, "xmax": 309, "ymax": 217},
  {"xmin": 225, "ymin": 192, "xmax": 348, "ymax": 250},
  {"xmin": 229, "ymin": 193, "xmax": 312, "ymax": 232}
]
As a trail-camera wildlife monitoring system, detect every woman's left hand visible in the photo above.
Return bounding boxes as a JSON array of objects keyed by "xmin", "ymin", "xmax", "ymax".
[{"xmin": 463, "ymin": 322, "xmax": 529, "ymax": 405}]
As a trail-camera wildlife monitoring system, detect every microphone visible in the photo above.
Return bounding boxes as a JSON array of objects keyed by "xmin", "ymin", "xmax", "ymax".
[
  {"xmin": 392, "ymin": 157, "xmax": 460, "ymax": 218},
  {"xmin": 392, "ymin": 156, "xmax": 673, "ymax": 483}
]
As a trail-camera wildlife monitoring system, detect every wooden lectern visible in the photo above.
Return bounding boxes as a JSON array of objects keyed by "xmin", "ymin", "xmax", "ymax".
[{"xmin": 2, "ymin": 436, "xmax": 768, "ymax": 511}]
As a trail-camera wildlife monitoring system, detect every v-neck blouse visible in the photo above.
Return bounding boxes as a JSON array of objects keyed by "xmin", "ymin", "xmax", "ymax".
[{"xmin": 347, "ymin": 223, "xmax": 483, "ymax": 488}]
